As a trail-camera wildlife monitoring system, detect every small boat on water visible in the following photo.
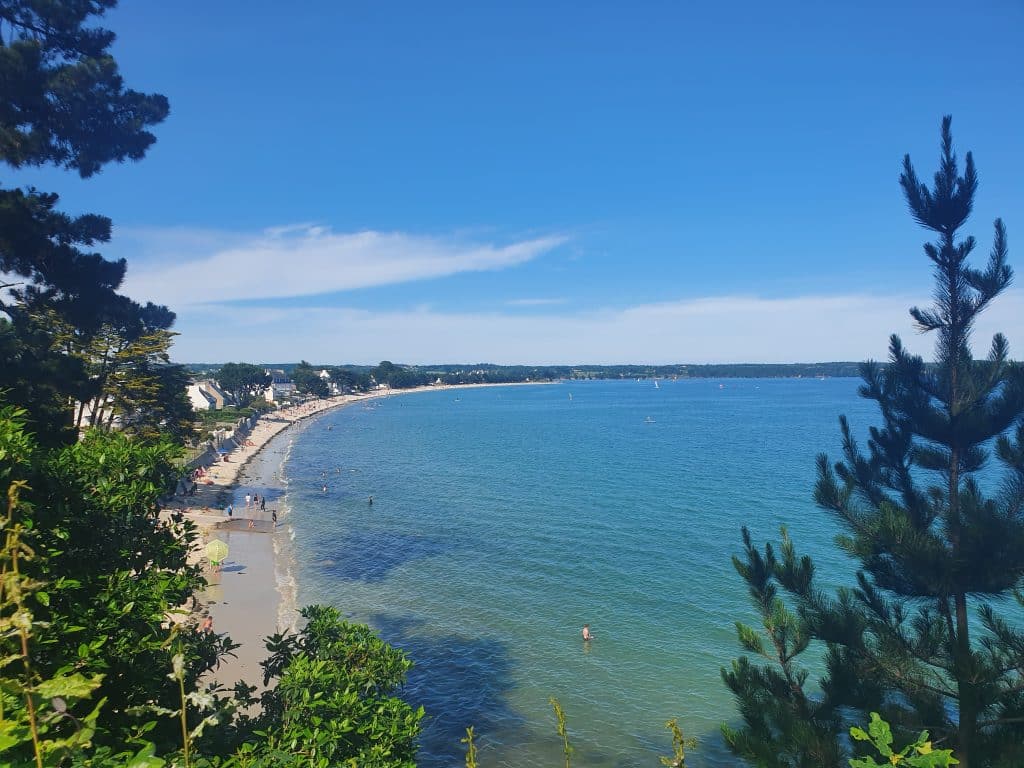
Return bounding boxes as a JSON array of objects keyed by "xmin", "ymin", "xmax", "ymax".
[{"xmin": 644, "ymin": 416, "xmax": 656, "ymax": 423}]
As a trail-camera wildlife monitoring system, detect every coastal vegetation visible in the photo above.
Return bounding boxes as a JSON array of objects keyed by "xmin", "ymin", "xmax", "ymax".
[
  {"xmin": 0, "ymin": 0, "xmax": 177, "ymax": 448},
  {"xmin": 0, "ymin": 3, "xmax": 421, "ymax": 767},
  {"xmin": 193, "ymin": 403, "xmax": 273, "ymax": 431},
  {"xmin": 213, "ymin": 364, "xmax": 271, "ymax": 409},
  {"xmin": 1, "ymin": 2, "xmax": 1021, "ymax": 768},
  {"xmin": 723, "ymin": 120, "xmax": 1024, "ymax": 767}
]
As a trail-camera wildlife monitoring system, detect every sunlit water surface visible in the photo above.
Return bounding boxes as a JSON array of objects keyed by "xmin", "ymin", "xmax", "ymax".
[{"xmin": 274, "ymin": 378, "xmax": 881, "ymax": 767}]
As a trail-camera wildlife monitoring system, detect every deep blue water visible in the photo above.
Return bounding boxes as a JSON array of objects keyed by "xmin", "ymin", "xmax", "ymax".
[{"xmin": 280, "ymin": 378, "xmax": 880, "ymax": 767}]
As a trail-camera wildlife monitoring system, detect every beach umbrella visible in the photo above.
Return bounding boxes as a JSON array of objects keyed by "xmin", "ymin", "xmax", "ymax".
[{"xmin": 205, "ymin": 539, "xmax": 229, "ymax": 566}]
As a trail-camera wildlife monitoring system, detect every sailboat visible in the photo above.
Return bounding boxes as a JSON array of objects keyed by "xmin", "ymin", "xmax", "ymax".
[{"xmin": 654, "ymin": 380, "xmax": 660, "ymax": 389}]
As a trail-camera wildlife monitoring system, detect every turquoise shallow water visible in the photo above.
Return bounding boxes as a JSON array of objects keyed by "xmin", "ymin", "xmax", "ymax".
[{"xmin": 279, "ymin": 379, "xmax": 878, "ymax": 767}]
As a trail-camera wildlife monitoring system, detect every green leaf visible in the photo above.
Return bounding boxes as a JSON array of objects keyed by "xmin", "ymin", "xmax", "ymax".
[
  {"xmin": 866, "ymin": 712, "xmax": 893, "ymax": 756},
  {"xmin": 34, "ymin": 672, "xmax": 102, "ymax": 701},
  {"xmin": 0, "ymin": 720, "xmax": 29, "ymax": 752},
  {"xmin": 124, "ymin": 742, "xmax": 165, "ymax": 768}
]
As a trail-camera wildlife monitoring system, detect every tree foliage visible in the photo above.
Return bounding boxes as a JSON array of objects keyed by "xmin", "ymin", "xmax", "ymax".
[
  {"xmin": 0, "ymin": 404, "xmax": 233, "ymax": 762},
  {"xmin": 1, "ymin": 401, "xmax": 424, "ymax": 767},
  {"xmin": 1, "ymin": 4, "xmax": 425, "ymax": 767},
  {"xmin": 723, "ymin": 118, "xmax": 1024, "ymax": 768},
  {"xmin": 214, "ymin": 363, "xmax": 270, "ymax": 408},
  {"xmin": 227, "ymin": 605, "xmax": 423, "ymax": 767},
  {"xmin": 325, "ymin": 366, "xmax": 373, "ymax": 393},
  {"xmin": 0, "ymin": 0, "xmax": 169, "ymax": 176},
  {"xmin": 373, "ymin": 360, "xmax": 430, "ymax": 390},
  {"xmin": 0, "ymin": 0, "xmax": 183, "ymax": 447},
  {"xmin": 850, "ymin": 713, "xmax": 958, "ymax": 768},
  {"xmin": 722, "ymin": 527, "xmax": 843, "ymax": 767},
  {"xmin": 290, "ymin": 360, "xmax": 329, "ymax": 399}
]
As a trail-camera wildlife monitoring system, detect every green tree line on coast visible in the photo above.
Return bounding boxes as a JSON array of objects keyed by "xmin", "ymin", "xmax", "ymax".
[
  {"xmin": 189, "ymin": 360, "xmax": 868, "ymax": 388},
  {"xmin": 1, "ymin": 3, "xmax": 1021, "ymax": 768}
]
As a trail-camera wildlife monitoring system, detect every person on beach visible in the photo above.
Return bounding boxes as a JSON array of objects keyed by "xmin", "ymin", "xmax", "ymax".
[
  {"xmin": 582, "ymin": 624, "xmax": 593, "ymax": 641},
  {"xmin": 247, "ymin": 518, "xmax": 255, "ymax": 529},
  {"xmin": 200, "ymin": 615, "xmax": 213, "ymax": 633},
  {"xmin": 226, "ymin": 504, "xmax": 233, "ymax": 518},
  {"xmin": 244, "ymin": 493, "xmax": 251, "ymax": 509},
  {"xmin": 260, "ymin": 496, "xmax": 266, "ymax": 512},
  {"xmin": 271, "ymin": 510, "xmax": 278, "ymax": 526}
]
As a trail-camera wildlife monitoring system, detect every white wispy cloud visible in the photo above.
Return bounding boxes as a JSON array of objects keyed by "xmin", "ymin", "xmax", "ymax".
[
  {"xmin": 505, "ymin": 297, "xmax": 568, "ymax": 307},
  {"xmin": 169, "ymin": 289, "xmax": 1024, "ymax": 364},
  {"xmin": 119, "ymin": 226, "xmax": 567, "ymax": 306}
]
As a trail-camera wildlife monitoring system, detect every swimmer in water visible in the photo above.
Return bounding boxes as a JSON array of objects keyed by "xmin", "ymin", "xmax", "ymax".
[
  {"xmin": 368, "ymin": 495, "xmax": 373, "ymax": 506},
  {"xmin": 322, "ymin": 484, "xmax": 327, "ymax": 493},
  {"xmin": 582, "ymin": 624, "xmax": 593, "ymax": 641}
]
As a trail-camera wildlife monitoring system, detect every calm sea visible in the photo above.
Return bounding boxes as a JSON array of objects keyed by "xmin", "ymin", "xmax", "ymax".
[{"xmin": 276, "ymin": 378, "xmax": 879, "ymax": 767}]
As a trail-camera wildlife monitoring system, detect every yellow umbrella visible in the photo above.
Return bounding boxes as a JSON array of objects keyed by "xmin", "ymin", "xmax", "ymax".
[{"xmin": 205, "ymin": 539, "xmax": 229, "ymax": 566}]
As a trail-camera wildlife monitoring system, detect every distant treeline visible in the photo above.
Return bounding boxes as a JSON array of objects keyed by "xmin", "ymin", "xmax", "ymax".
[{"xmin": 186, "ymin": 361, "xmax": 864, "ymax": 391}]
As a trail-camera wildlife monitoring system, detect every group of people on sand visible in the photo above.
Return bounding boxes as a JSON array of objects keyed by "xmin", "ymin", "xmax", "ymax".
[
  {"xmin": 178, "ymin": 466, "xmax": 209, "ymax": 494},
  {"xmin": 243, "ymin": 491, "xmax": 266, "ymax": 512},
  {"xmin": 223, "ymin": 491, "xmax": 278, "ymax": 529}
]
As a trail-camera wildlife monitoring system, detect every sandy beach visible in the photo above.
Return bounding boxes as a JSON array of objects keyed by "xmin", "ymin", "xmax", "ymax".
[
  {"xmin": 163, "ymin": 381, "xmax": 553, "ymax": 690},
  {"xmin": 163, "ymin": 393, "xmax": 365, "ymax": 689}
]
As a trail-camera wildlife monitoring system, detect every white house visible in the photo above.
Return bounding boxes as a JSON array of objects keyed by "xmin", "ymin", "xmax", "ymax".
[
  {"xmin": 318, "ymin": 369, "xmax": 342, "ymax": 395},
  {"xmin": 264, "ymin": 376, "xmax": 297, "ymax": 404},
  {"xmin": 187, "ymin": 384, "xmax": 216, "ymax": 411},
  {"xmin": 186, "ymin": 380, "xmax": 232, "ymax": 411},
  {"xmin": 74, "ymin": 396, "xmax": 123, "ymax": 431}
]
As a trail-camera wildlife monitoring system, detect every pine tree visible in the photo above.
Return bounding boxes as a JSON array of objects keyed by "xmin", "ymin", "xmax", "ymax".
[
  {"xmin": 723, "ymin": 118, "xmax": 1024, "ymax": 768},
  {"xmin": 0, "ymin": 0, "xmax": 176, "ymax": 443}
]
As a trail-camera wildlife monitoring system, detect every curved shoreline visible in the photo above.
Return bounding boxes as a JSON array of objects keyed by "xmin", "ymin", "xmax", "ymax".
[
  {"xmin": 168, "ymin": 382, "xmax": 555, "ymax": 517},
  {"xmin": 166, "ymin": 381, "xmax": 556, "ymax": 688},
  {"xmin": 231, "ymin": 380, "xmax": 554, "ymax": 480}
]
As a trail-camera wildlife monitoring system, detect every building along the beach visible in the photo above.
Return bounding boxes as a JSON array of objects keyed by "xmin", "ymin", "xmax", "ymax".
[
  {"xmin": 187, "ymin": 380, "xmax": 231, "ymax": 411},
  {"xmin": 318, "ymin": 369, "xmax": 342, "ymax": 395},
  {"xmin": 264, "ymin": 375, "xmax": 297, "ymax": 404}
]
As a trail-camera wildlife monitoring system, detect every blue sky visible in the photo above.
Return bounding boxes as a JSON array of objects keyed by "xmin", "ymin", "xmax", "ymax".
[{"xmin": 11, "ymin": 0, "xmax": 1024, "ymax": 364}]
